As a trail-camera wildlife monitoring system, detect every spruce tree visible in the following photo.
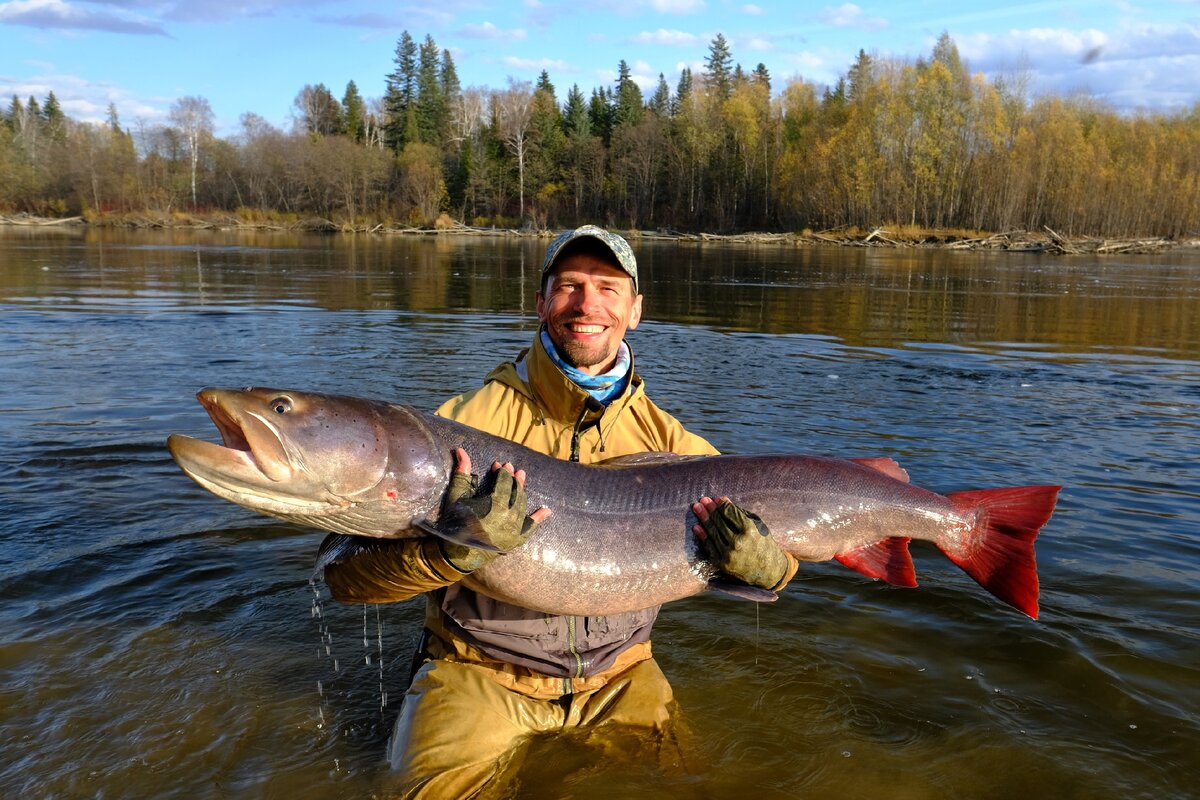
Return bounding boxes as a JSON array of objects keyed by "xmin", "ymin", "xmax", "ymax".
[
  {"xmin": 650, "ymin": 73, "xmax": 671, "ymax": 117},
  {"xmin": 589, "ymin": 86, "xmax": 614, "ymax": 145},
  {"xmin": 342, "ymin": 81, "xmax": 366, "ymax": 142},
  {"xmin": 614, "ymin": 60, "xmax": 643, "ymax": 127},
  {"xmin": 42, "ymin": 91, "xmax": 65, "ymax": 138},
  {"xmin": 673, "ymin": 68, "xmax": 692, "ymax": 116},
  {"xmin": 415, "ymin": 34, "xmax": 443, "ymax": 145},
  {"xmin": 384, "ymin": 31, "xmax": 418, "ymax": 150},
  {"xmin": 752, "ymin": 63, "xmax": 771, "ymax": 93},
  {"xmin": 563, "ymin": 84, "xmax": 589, "ymax": 137},
  {"xmin": 705, "ymin": 34, "xmax": 734, "ymax": 99}
]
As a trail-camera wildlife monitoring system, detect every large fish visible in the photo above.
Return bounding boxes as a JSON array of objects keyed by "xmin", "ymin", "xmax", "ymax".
[{"xmin": 167, "ymin": 388, "xmax": 1060, "ymax": 618}]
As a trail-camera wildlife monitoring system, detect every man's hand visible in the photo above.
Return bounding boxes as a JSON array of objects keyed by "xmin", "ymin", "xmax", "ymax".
[
  {"xmin": 692, "ymin": 496, "xmax": 789, "ymax": 589},
  {"xmin": 436, "ymin": 448, "xmax": 552, "ymax": 573}
]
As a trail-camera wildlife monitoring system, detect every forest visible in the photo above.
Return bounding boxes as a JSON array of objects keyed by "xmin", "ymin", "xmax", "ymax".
[{"xmin": 2, "ymin": 32, "xmax": 1198, "ymax": 238}]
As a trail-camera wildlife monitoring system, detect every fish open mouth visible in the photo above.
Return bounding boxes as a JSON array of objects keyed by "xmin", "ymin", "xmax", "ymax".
[
  {"xmin": 167, "ymin": 389, "xmax": 320, "ymax": 509},
  {"xmin": 201, "ymin": 391, "xmax": 253, "ymax": 454}
]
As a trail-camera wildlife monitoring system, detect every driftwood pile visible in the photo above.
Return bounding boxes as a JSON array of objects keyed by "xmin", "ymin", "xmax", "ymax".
[
  {"xmin": 2, "ymin": 213, "xmax": 1194, "ymax": 255},
  {"xmin": 0, "ymin": 213, "xmax": 83, "ymax": 226},
  {"xmin": 632, "ymin": 226, "xmax": 1193, "ymax": 254}
]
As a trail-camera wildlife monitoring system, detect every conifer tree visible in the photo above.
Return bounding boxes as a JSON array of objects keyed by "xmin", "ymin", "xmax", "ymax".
[
  {"xmin": 415, "ymin": 34, "xmax": 443, "ymax": 145},
  {"xmin": 614, "ymin": 60, "xmax": 644, "ymax": 127},
  {"xmin": 563, "ymin": 84, "xmax": 589, "ymax": 137},
  {"xmin": 42, "ymin": 91, "xmax": 65, "ymax": 140},
  {"xmin": 705, "ymin": 34, "xmax": 734, "ymax": 99},
  {"xmin": 650, "ymin": 74, "xmax": 671, "ymax": 117},
  {"xmin": 385, "ymin": 31, "xmax": 418, "ymax": 150},
  {"xmin": 673, "ymin": 68, "xmax": 693, "ymax": 116},
  {"xmin": 752, "ymin": 63, "xmax": 771, "ymax": 93},
  {"xmin": 342, "ymin": 81, "xmax": 366, "ymax": 142},
  {"xmin": 589, "ymin": 86, "xmax": 614, "ymax": 145},
  {"xmin": 439, "ymin": 48, "xmax": 461, "ymax": 143}
]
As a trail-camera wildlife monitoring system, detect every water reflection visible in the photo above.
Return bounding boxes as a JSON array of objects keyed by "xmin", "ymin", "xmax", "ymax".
[{"xmin": 3, "ymin": 227, "xmax": 1198, "ymax": 358}]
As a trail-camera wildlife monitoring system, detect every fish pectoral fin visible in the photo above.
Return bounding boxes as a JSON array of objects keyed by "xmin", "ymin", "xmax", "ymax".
[
  {"xmin": 412, "ymin": 518, "xmax": 503, "ymax": 552},
  {"xmin": 706, "ymin": 579, "xmax": 779, "ymax": 603},
  {"xmin": 834, "ymin": 537, "xmax": 917, "ymax": 587}
]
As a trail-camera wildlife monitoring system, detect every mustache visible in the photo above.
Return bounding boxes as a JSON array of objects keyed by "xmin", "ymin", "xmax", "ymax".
[{"xmin": 559, "ymin": 316, "xmax": 610, "ymax": 325}]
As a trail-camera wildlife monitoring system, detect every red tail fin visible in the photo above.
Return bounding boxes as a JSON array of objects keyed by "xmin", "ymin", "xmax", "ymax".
[{"xmin": 940, "ymin": 485, "xmax": 1061, "ymax": 619}]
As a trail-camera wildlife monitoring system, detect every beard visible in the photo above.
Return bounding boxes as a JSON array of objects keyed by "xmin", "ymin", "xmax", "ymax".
[
  {"xmin": 556, "ymin": 337, "xmax": 610, "ymax": 368},
  {"xmin": 547, "ymin": 319, "xmax": 617, "ymax": 370}
]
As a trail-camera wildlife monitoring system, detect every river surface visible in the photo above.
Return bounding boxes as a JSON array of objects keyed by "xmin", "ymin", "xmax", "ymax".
[{"xmin": 1, "ymin": 227, "xmax": 1197, "ymax": 799}]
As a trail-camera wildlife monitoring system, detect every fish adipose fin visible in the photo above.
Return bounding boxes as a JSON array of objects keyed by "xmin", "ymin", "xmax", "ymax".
[
  {"xmin": 834, "ymin": 537, "xmax": 917, "ymax": 587},
  {"xmin": 849, "ymin": 457, "xmax": 910, "ymax": 483},
  {"xmin": 707, "ymin": 579, "xmax": 779, "ymax": 603},
  {"xmin": 942, "ymin": 485, "xmax": 1062, "ymax": 620}
]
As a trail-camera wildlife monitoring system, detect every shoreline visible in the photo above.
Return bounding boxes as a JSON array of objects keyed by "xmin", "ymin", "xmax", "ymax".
[{"xmin": 2, "ymin": 212, "xmax": 1196, "ymax": 256}]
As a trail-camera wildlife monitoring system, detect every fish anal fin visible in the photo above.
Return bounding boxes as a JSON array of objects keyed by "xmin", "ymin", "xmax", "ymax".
[
  {"xmin": 849, "ymin": 457, "xmax": 910, "ymax": 483},
  {"xmin": 707, "ymin": 579, "xmax": 779, "ymax": 603},
  {"xmin": 834, "ymin": 537, "xmax": 917, "ymax": 587}
]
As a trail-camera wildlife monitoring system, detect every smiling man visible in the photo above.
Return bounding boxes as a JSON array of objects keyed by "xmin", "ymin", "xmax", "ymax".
[{"xmin": 322, "ymin": 225, "xmax": 797, "ymax": 798}]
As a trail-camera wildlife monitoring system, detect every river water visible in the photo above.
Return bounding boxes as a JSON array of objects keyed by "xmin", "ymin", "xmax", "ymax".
[{"xmin": 1, "ymin": 227, "xmax": 1197, "ymax": 799}]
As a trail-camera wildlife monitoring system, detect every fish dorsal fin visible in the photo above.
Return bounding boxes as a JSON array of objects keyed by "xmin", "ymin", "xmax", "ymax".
[
  {"xmin": 598, "ymin": 452, "xmax": 703, "ymax": 467},
  {"xmin": 849, "ymin": 457, "xmax": 910, "ymax": 483},
  {"xmin": 834, "ymin": 537, "xmax": 917, "ymax": 587}
]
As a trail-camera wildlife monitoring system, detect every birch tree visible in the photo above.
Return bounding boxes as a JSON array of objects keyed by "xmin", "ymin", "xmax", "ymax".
[
  {"xmin": 168, "ymin": 96, "xmax": 213, "ymax": 208},
  {"xmin": 494, "ymin": 79, "xmax": 534, "ymax": 222}
]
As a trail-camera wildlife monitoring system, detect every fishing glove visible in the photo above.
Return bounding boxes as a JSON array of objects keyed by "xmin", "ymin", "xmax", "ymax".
[
  {"xmin": 436, "ymin": 466, "xmax": 541, "ymax": 573},
  {"xmin": 699, "ymin": 500, "xmax": 790, "ymax": 589}
]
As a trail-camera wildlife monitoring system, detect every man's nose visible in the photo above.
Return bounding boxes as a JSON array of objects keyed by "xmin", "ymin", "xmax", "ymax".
[{"xmin": 573, "ymin": 284, "xmax": 602, "ymax": 314}]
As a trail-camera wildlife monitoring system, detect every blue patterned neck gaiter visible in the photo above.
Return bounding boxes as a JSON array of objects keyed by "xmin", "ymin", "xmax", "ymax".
[{"xmin": 540, "ymin": 329, "xmax": 631, "ymax": 405}]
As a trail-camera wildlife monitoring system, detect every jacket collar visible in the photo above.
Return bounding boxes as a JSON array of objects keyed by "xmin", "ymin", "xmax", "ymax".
[{"xmin": 485, "ymin": 329, "xmax": 644, "ymax": 424}]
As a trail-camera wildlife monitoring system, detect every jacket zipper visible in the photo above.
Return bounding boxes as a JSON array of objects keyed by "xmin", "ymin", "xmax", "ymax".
[
  {"xmin": 569, "ymin": 397, "xmax": 605, "ymax": 462},
  {"xmin": 566, "ymin": 615, "xmax": 584, "ymax": 681}
]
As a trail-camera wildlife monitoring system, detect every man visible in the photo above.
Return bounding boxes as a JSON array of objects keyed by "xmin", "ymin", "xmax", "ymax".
[{"xmin": 323, "ymin": 225, "xmax": 797, "ymax": 797}]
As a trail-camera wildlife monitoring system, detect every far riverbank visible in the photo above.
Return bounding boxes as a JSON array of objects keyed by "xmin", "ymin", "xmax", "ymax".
[{"xmin": 2, "ymin": 211, "xmax": 1196, "ymax": 256}]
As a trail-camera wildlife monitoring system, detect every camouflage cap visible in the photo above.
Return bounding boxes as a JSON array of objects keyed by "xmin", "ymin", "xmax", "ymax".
[{"xmin": 541, "ymin": 225, "xmax": 639, "ymax": 293}]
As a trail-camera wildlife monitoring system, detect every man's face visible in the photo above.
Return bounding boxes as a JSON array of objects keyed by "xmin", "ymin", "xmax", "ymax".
[{"xmin": 536, "ymin": 252, "xmax": 643, "ymax": 376}]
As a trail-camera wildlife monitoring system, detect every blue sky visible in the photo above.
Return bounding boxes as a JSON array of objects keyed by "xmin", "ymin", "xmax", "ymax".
[{"xmin": 2, "ymin": 0, "xmax": 1198, "ymax": 136}]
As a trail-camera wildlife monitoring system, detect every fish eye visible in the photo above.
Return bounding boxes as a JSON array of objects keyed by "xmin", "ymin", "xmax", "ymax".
[{"xmin": 270, "ymin": 397, "xmax": 292, "ymax": 414}]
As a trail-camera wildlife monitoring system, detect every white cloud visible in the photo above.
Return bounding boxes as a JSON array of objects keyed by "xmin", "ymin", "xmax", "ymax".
[
  {"xmin": 503, "ymin": 56, "xmax": 571, "ymax": 73},
  {"xmin": 743, "ymin": 4, "xmax": 764, "ymax": 15},
  {"xmin": 460, "ymin": 21, "xmax": 527, "ymax": 40},
  {"xmin": 956, "ymin": 24, "xmax": 1200, "ymax": 111},
  {"xmin": 818, "ymin": 3, "xmax": 888, "ymax": 31},
  {"xmin": 630, "ymin": 28, "xmax": 703, "ymax": 46},
  {"xmin": 0, "ymin": 70, "xmax": 165, "ymax": 125},
  {"xmin": 0, "ymin": 0, "xmax": 168, "ymax": 35},
  {"xmin": 650, "ymin": 0, "xmax": 705, "ymax": 13},
  {"xmin": 746, "ymin": 37, "xmax": 773, "ymax": 51}
]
